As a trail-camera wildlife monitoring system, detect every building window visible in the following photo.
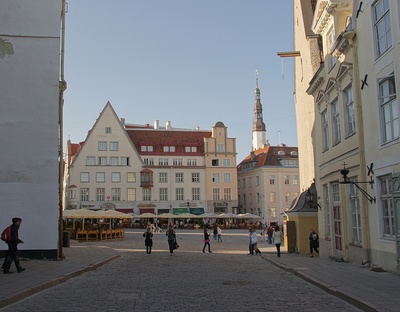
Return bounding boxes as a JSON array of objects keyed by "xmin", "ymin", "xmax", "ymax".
[
  {"xmin": 142, "ymin": 188, "xmax": 151, "ymax": 201},
  {"xmin": 86, "ymin": 156, "xmax": 95, "ymax": 166},
  {"xmin": 144, "ymin": 158, "xmax": 154, "ymax": 166},
  {"xmin": 323, "ymin": 184, "xmax": 330, "ymax": 238},
  {"xmin": 380, "ymin": 175, "xmax": 395, "ymax": 237},
  {"xmin": 80, "ymin": 188, "xmax": 89, "ymax": 201},
  {"xmin": 109, "ymin": 157, "xmax": 119, "ymax": 166},
  {"xmin": 127, "ymin": 172, "xmax": 136, "ymax": 183},
  {"xmin": 256, "ymin": 192, "xmax": 260, "ymax": 203},
  {"xmin": 321, "ymin": 109, "xmax": 329, "ymax": 151},
  {"xmin": 80, "ymin": 172, "xmax": 89, "ymax": 183},
  {"xmin": 293, "ymin": 192, "xmax": 299, "ymax": 199},
  {"xmin": 285, "ymin": 192, "xmax": 291, "ymax": 202},
  {"xmin": 256, "ymin": 176, "xmax": 260, "ymax": 186},
  {"xmin": 192, "ymin": 188, "xmax": 200, "ymax": 201},
  {"xmin": 111, "ymin": 172, "xmax": 121, "ymax": 183},
  {"xmin": 242, "ymin": 178, "xmax": 246, "ymax": 188},
  {"xmin": 185, "ymin": 146, "xmax": 197, "ymax": 152},
  {"xmin": 187, "ymin": 158, "xmax": 197, "ymax": 166},
  {"xmin": 141, "ymin": 145, "xmax": 153, "ymax": 152},
  {"xmin": 173, "ymin": 158, "xmax": 183, "ymax": 166},
  {"xmin": 176, "ymin": 188, "xmax": 184, "ymax": 201},
  {"xmin": 121, "ymin": 157, "xmax": 129, "ymax": 166},
  {"xmin": 96, "ymin": 172, "xmax": 105, "ymax": 183},
  {"xmin": 109, "ymin": 141, "xmax": 119, "ymax": 151},
  {"xmin": 224, "ymin": 188, "xmax": 231, "ymax": 200},
  {"xmin": 292, "ymin": 176, "xmax": 298, "ymax": 185},
  {"xmin": 343, "ymin": 86, "xmax": 356, "ymax": 137},
  {"xmin": 270, "ymin": 192, "xmax": 276, "ymax": 203},
  {"xmin": 96, "ymin": 188, "xmax": 105, "ymax": 201},
  {"xmin": 270, "ymin": 208, "xmax": 277, "ymax": 218},
  {"xmin": 212, "ymin": 159, "xmax": 219, "ymax": 166},
  {"xmin": 373, "ymin": 0, "xmax": 392, "ymax": 57},
  {"xmin": 127, "ymin": 188, "xmax": 136, "ymax": 201},
  {"xmin": 176, "ymin": 173, "xmax": 184, "ymax": 183},
  {"xmin": 349, "ymin": 180, "xmax": 361, "ymax": 244},
  {"xmin": 98, "ymin": 141, "xmax": 107, "ymax": 151},
  {"xmin": 159, "ymin": 188, "xmax": 168, "ymax": 201},
  {"xmin": 270, "ymin": 175, "xmax": 275, "ymax": 185},
  {"xmin": 243, "ymin": 194, "xmax": 246, "ymax": 204},
  {"xmin": 331, "ymin": 99, "xmax": 341, "ymax": 145},
  {"xmin": 326, "ymin": 26, "xmax": 337, "ymax": 70},
  {"xmin": 105, "ymin": 127, "xmax": 111, "ymax": 133},
  {"xmin": 159, "ymin": 172, "xmax": 168, "ymax": 183},
  {"xmin": 112, "ymin": 188, "xmax": 120, "ymax": 201},
  {"xmin": 68, "ymin": 189, "xmax": 76, "ymax": 199},
  {"xmin": 224, "ymin": 173, "xmax": 231, "ymax": 183},
  {"xmin": 192, "ymin": 173, "xmax": 200, "ymax": 183},
  {"xmin": 163, "ymin": 146, "xmax": 176, "ymax": 152},
  {"xmin": 284, "ymin": 176, "xmax": 290, "ymax": 185},
  {"xmin": 217, "ymin": 144, "xmax": 225, "ymax": 152},
  {"xmin": 223, "ymin": 159, "xmax": 231, "ymax": 167},
  {"xmin": 379, "ymin": 76, "xmax": 398, "ymax": 143},
  {"xmin": 98, "ymin": 156, "xmax": 107, "ymax": 166},
  {"xmin": 158, "ymin": 158, "xmax": 168, "ymax": 166},
  {"xmin": 212, "ymin": 173, "xmax": 220, "ymax": 183},
  {"xmin": 213, "ymin": 188, "xmax": 220, "ymax": 200}
]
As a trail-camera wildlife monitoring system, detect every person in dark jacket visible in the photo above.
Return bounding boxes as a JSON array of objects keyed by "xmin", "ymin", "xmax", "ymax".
[
  {"xmin": 166, "ymin": 225, "xmax": 176, "ymax": 256},
  {"xmin": 309, "ymin": 228, "xmax": 319, "ymax": 257},
  {"xmin": 202, "ymin": 228, "xmax": 212, "ymax": 253},
  {"xmin": 143, "ymin": 227, "xmax": 153, "ymax": 254},
  {"xmin": 2, "ymin": 217, "xmax": 25, "ymax": 274}
]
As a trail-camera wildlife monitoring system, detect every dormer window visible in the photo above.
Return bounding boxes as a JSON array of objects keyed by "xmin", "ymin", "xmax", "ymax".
[
  {"xmin": 290, "ymin": 151, "xmax": 298, "ymax": 156},
  {"xmin": 185, "ymin": 146, "xmax": 197, "ymax": 153},
  {"xmin": 141, "ymin": 145, "xmax": 153, "ymax": 152},
  {"xmin": 163, "ymin": 146, "xmax": 176, "ymax": 152},
  {"xmin": 105, "ymin": 127, "xmax": 111, "ymax": 133},
  {"xmin": 278, "ymin": 150, "xmax": 286, "ymax": 155}
]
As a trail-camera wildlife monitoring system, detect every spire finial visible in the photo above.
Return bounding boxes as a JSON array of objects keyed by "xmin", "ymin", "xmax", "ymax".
[{"xmin": 255, "ymin": 69, "xmax": 259, "ymax": 88}]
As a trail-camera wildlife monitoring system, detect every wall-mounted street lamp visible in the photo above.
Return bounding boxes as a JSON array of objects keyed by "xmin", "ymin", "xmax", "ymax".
[{"xmin": 339, "ymin": 163, "xmax": 376, "ymax": 203}]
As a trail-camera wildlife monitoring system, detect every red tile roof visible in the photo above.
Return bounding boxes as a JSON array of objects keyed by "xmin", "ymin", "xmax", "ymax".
[
  {"xmin": 126, "ymin": 129, "xmax": 212, "ymax": 156},
  {"xmin": 237, "ymin": 145, "xmax": 298, "ymax": 170}
]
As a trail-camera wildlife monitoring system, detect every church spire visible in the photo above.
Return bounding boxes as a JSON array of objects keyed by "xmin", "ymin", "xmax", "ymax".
[{"xmin": 252, "ymin": 70, "xmax": 267, "ymax": 150}]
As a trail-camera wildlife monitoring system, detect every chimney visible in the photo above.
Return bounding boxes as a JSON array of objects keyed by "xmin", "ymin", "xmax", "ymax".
[
  {"xmin": 154, "ymin": 120, "xmax": 159, "ymax": 129},
  {"xmin": 120, "ymin": 118, "xmax": 125, "ymax": 125},
  {"xmin": 166, "ymin": 121, "xmax": 171, "ymax": 129}
]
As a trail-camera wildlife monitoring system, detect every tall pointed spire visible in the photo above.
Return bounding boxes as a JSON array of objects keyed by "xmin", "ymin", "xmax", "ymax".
[{"xmin": 252, "ymin": 70, "xmax": 267, "ymax": 150}]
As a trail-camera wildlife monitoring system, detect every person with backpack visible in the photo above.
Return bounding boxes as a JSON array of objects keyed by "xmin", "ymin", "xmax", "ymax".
[
  {"xmin": 2, "ymin": 217, "xmax": 25, "ymax": 274},
  {"xmin": 166, "ymin": 224, "xmax": 176, "ymax": 256}
]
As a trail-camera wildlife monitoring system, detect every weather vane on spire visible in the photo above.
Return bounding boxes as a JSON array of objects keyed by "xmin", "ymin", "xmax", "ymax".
[{"xmin": 255, "ymin": 69, "xmax": 259, "ymax": 88}]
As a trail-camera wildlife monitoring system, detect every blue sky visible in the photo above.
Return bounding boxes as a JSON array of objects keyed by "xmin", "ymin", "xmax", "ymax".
[{"xmin": 63, "ymin": 1, "xmax": 296, "ymax": 162}]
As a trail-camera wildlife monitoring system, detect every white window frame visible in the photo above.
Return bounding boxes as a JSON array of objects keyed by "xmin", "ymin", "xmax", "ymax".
[
  {"xmin": 86, "ymin": 156, "xmax": 95, "ymax": 166},
  {"xmin": 331, "ymin": 98, "xmax": 341, "ymax": 145},
  {"xmin": 80, "ymin": 188, "xmax": 89, "ymax": 201},
  {"xmin": 111, "ymin": 172, "xmax": 121, "ymax": 183},
  {"xmin": 373, "ymin": 0, "xmax": 392, "ymax": 58},
  {"xmin": 159, "ymin": 188, "xmax": 168, "ymax": 201},
  {"xmin": 176, "ymin": 188, "xmax": 184, "ymax": 201},
  {"xmin": 322, "ymin": 109, "xmax": 329, "ymax": 151},
  {"xmin": 192, "ymin": 188, "xmax": 200, "ymax": 201},
  {"xmin": 192, "ymin": 173, "xmax": 200, "ymax": 183},
  {"xmin": 223, "ymin": 173, "xmax": 231, "ymax": 183},
  {"xmin": 343, "ymin": 85, "xmax": 356, "ymax": 137},
  {"xmin": 112, "ymin": 188, "xmax": 120, "ymax": 201},
  {"xmin": 80, "ymin": 172, "xmax": 89, "ymax": 183},
  {"xmin": 379, "ymin": 75, "xmax": 398, "ymax": 144},
  {"xmin": 109, "ymin": 141, "xmax": 119, "ymax": 151},
  {"xmin": 96, "ymin": 172, "xmax": 105, "ymax": 183},
  {"xmin": 379, "ymin": 175, "xmax": 395, "ymax": 238},
  {"xmin": 159, "ymin": 172, "xmax": 168, "ymax": 183},
  {"xmin": 212, "ymin": 173, "xmax": 220, "ymax": 183},
  {"xmin": 142, "ymin": 188, "xmax": 151, "ymax": 201},
  {"xmin": 127, "ymin": 188, "xmax": 136, "ymax": 201},
  {"xmin": 127, "ymin": 172, "xmax": 136, "ymax": 183}
]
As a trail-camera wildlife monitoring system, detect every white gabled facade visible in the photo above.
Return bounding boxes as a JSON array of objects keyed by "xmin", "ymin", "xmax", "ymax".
[{"xmin": 66, "ymin": 102, "xmax": 143, "ymax": 211}]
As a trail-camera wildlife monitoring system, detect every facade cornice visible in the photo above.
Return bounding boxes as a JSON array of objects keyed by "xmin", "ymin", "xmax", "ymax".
[{"xmin": 307, "ymin": 63, "xmax": 325, "ymax": 95}]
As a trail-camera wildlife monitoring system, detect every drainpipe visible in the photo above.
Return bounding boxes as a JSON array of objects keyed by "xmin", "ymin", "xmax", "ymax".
[
  {"xmin": 58, "ymin": 0, "xmax": 67, "ymax": 260},
  {"xmin": 347, "ymin": 31, "xmax": 370, "ymax": 264}
]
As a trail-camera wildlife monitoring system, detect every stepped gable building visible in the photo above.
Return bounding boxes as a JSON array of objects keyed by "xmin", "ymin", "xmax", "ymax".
[{"xmin": 65, "ymin": 102, "xmax": 238, "ymax": 216}]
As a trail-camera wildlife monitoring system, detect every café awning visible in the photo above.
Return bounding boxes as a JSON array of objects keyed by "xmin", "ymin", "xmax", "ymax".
[
  {"xmin": 173, "ymin": 208, "xmax": 189, "ymax": 215},
  {"xmin": 189, "ymin": 208, "xmax": 204, "ymax": 215}
]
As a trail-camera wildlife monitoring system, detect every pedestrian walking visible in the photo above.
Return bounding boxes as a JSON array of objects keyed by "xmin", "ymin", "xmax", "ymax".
[
  {"xmin": 248, "ymin": 228, "xmax": 258, "ymax": 255},
  {"xmin": 202, "ymin": 228, "xmax": 212, "ymax": 253},
  {"xmin": 166, "ymin": 225, "xmax": 176, "ymax": 256},
  {"xmin": 213, "ymin": 224, "xmax": 218, "ymax": 241},
  {"xmin": 309, "ymin": 228, "xmax": 319, "ymax": 257},
  {"xmin": 272, "ymin": 225, "xmax": 283, "ymax": 257},
  {"xmin": 143, "ymin": 227, "xmax": 153, "ymax": 254},
  {"xmin": 217, "ymin": 226, "xmax": 222, "ymax": 243},
  {"xmin": 260, "ymin": 223, "xmax": 267, "ymax": 242},
  {"xmin": 2, "ymin": 217, "xmax": 25, "ymax": 274},
  {"xmin": 267, "ymin": 225, "xmax": 274, "ymax": 244}
]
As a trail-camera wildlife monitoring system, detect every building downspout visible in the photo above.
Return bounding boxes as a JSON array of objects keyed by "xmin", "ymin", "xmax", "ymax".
[
  {"xmin": 58, "ymin": 0, "xmax": 67, "ymax": 260},
  {"xmin": 348, "ymin": 33, "xmax": 371, "ymax": 265}
]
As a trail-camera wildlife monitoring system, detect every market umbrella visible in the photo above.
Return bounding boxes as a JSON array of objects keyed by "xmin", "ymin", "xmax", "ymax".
[
  {"xmin": 63, "ymin": 208, "xmax": 99, "ymax": 218},
  {"xmin": 138, "ymin": 213, "xmax": 157, "ymax": 218},
  {"xmin": 237, "ymin": 213, "xmax": 262, "ymax": 219},
  {"xmin": 157, "ymin": 213, "xmax": 176, "ymax": 219},
  {"xmin": 176, "ymin": 213, "xmax": 202, "ymax": 219},
  {"xmin": 96, "ymin": 209, "xmax": 134, "ymax": 219},
  {"xmin": 219, "ymin": 213, "xmax": 238, "ymax": 218}
]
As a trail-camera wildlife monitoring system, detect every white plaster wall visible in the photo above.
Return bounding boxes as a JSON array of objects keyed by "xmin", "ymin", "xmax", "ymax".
[{"xmin": 0, "ymin": 0, "xmax": 61, "ymax": 252}]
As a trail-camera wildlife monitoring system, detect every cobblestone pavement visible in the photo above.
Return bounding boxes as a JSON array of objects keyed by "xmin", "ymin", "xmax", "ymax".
[{"xmin": 0, "ymin": 230, "xmax": 361, "ymax": 312}]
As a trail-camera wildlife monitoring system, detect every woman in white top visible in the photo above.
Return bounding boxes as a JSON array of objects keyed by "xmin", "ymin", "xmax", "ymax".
[{"xmin": 272, "ymin": 225, "xmax": 283, "ymax": 257}]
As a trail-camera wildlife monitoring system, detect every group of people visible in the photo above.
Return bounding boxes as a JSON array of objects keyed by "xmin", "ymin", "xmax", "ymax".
[
  {"xmin": 143, "ymin": 222, "xmax": 178, "ymax": 256},
  {"xmin": 248, "ymin": 225, "xmax": 284, "ymax": 257}
]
